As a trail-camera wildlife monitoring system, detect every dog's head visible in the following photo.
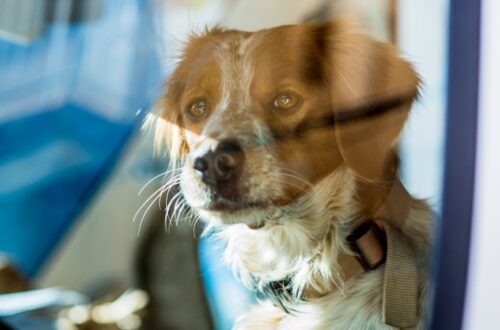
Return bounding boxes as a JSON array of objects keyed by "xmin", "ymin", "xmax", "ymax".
[{"xmin": 155, "ymin": 21, "xmax": 419, "ymax": 227}]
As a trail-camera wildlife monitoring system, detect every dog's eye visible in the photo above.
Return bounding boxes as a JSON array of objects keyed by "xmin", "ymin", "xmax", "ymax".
[
  {"xmin": 273, "ymin": 93, "xmax": 299, "ymax": 111},
  {"xmin": 188, "ymin": 100, "xmax": 207, "ymax": 118}
]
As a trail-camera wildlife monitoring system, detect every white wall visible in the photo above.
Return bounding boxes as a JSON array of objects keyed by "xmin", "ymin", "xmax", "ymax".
[{"xmin": 398, "ymin": 0, "xmax": 449, "ymax": 209}]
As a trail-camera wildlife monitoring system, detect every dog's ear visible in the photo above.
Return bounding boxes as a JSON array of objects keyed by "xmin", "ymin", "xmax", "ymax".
[{"xmin": 314, "ymin": 22, "xmax": 420, "ymax": 181}]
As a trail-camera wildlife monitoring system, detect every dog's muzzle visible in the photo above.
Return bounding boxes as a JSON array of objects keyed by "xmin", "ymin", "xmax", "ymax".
[{"xmin": 192, "ymin": 139, "xmax": 244, "ymax": 199}]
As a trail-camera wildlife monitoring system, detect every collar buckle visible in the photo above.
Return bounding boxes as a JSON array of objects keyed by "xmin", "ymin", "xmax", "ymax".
[{"xmin": 347, "ymin": 221, "xmax": 387, "ymax": 271}]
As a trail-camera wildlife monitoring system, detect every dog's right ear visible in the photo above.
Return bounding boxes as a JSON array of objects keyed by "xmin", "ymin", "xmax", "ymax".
[{"xmin": 312, "ymin": 21, "xmax": 420, "ymax": 181}]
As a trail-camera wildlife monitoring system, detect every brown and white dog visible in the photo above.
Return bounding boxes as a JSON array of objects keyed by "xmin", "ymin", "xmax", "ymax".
[{"xmin": 152, "ymin": 20, "xmax": 432, "ymax": 329}]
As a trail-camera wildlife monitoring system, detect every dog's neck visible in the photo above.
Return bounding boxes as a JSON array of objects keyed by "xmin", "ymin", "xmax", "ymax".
[{"xmin": 216, "ymin": 165, "xmax": 414, "ymax": 302}]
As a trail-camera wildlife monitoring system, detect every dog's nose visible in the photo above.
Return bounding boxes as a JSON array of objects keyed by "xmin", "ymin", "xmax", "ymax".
[{"xmin": 193, "ymin": 140, "xmax": 244, "ymax": 187}]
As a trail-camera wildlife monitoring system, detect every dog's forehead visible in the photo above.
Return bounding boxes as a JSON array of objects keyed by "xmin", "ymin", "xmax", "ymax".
[
  {"xmin": 177, "ymin": 26, "xmax": 328, "ymax": 137},
  {"xmin": 181, "ymin": 32, "xmax": 249, "ymax": 92},
  {"xmin": 183, "ymin": 26, "xmax": 315, "ymax": 86}
]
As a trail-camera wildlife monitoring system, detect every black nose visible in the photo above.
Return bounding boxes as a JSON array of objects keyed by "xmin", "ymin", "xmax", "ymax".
[{"xmin": 193, "ymin": 140, "xmax": 244, "ymax": 188}]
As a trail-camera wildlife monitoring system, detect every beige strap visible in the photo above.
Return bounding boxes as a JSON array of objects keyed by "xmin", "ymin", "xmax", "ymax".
[
  {"xmin": 382, "ymin": 224, "xmax": 418, "ymax": 328},
  {"xmin": 337, "ymin": 222, "xmax": 419, "ymax": 329},
  {"xmin": 336, "ymin": 179, "xmax": 418, "ymax": 328},
  {"xmin": 337, "ymin": 251, "xmax": 365, "ymax": 281}
]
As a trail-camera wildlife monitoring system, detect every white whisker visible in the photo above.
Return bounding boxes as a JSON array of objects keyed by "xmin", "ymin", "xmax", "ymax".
[
  {"xmin": 133, "ymin": 183, "xmax": 169, "ymax": 223},
  {"xmin": 157, "ymin": 175, "xmax": 181, "ymax": 209},
  {"xmin": 137, "ymin": 189, "xmax": 165, "ymax": 237},
  {"xmin": 165, "ymin": 191, "xmax": 184, "ymax": 230},
  {"xmin": 134, "ymin": 171, "xmax": 182, "ymax": 237},
  {"xmin": 138, "ymin": 168, "xmax": 180, "ymax": 196}
]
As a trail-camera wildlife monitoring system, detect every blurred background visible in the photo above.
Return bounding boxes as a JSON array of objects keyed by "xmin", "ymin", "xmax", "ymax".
[{"xmin": 2, "ymin": 0, "xmax": 488, "ymax": 329}]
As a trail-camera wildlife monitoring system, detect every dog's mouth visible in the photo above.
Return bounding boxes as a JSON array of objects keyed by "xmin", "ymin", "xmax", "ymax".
[
  {"xmin": 192, "ymin": 195, "xmax": 275, "ymax": 229},
  {"xmin": 203, "ymin": 195, "xmax": 271, "ymax": 212}
]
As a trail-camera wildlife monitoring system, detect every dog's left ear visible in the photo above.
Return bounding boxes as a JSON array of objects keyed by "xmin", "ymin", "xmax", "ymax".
[{"xmin": 314, "ymin": 22, "xmax": 420, "ymax": 181}]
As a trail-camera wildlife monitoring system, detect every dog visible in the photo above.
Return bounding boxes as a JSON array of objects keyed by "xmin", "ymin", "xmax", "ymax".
[{"xmin": 151, "ymin": 20, "xmax": 432, "ymax": 329}]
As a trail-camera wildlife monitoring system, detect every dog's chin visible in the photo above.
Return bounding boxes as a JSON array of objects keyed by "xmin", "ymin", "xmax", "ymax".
[
  {"xmin": 206, "ymin": 197, "xmax": 269, "ymax": 212},
  {"xmin": 191, "ymin": 197, "xmax": 274, "ymax": 229}
]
